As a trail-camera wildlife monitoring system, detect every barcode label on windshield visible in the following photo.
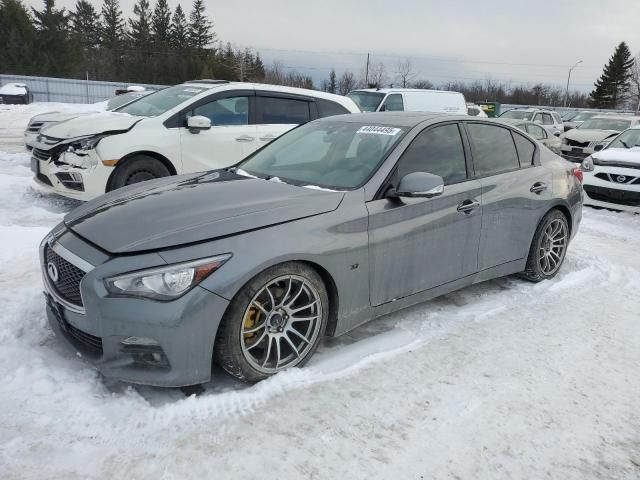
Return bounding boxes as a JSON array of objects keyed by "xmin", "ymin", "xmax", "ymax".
[{"xmin": 358, "ymin": 126, "xmax": 401, "ymax": 136}]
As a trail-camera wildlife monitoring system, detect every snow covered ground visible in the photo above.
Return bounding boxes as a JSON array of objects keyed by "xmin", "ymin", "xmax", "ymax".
[{"xmin": 1, "ymin": 104, "xmax": 639, "ymax": 480}]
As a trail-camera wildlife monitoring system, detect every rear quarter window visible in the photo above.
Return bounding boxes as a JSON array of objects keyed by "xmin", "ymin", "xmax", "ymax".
[
  {"xmin": 512, "ymin": 131, "xmax": 536, "ymax": 167},
  {"xmin": 316, "ymin": 99, "xmax": 350, "ymax": 118}
]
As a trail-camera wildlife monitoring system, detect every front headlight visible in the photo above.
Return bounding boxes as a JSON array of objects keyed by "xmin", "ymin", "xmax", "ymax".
[
  {"xmin": 66, "ymin": 135, "xmax": 105, "ymax": 153},
  {"xmin": 581, "ymin": 156, "xmax": 594, "ymax": 172},
  {"xmin": 561, "ymin": 137, "xmax": 568, "ymax": 145},
  {"xmin": 105, "ymin": 254, "xmax": 231, "ymax": 301}
]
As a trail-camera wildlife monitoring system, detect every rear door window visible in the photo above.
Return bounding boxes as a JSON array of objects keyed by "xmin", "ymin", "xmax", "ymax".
[
  {"xmin": 316, "ymin": 99, "xmax": 350, "ymax": 118},
  {"xmin": 467, "ymin": 123, "xmax": 520, "ymax": 176},
  {"xmin": 542, "ymin": 113, "xmax": 554, "ymax": 125},
  {"xmin": 396, "ymin": 123, "xmax": 467, "ymax": 184},
  {"xmin": 525, "ymin": 123, "xmax": 547, "ymax": 140},
  {"xmin": 257, "ymin": 96, "xmax": 311, "ymax": 124}
]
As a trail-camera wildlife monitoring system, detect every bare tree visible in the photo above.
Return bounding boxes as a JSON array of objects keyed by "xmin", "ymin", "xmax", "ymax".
[
  {"xmin": 395, "ymin": 58, "xmax": 416, "ymax": 88},
  {"xmin": 369, "ymin": 62, "xmax": 387, "ymax": 88},
  {"xmin": 412, "ymin": 79, "xmax": 434, "ymax": 89},
  {"xmin": 338, "ymin": 70, "xmax": 357, "ymax": 95}
]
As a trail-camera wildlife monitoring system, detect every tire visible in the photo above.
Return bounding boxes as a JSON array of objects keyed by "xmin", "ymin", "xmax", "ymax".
[
  {"xmin": 215, "ymin": 262, "xmax": 329, "ymax": 382},
  {"xmin": 520, "ymin": 209, "xmax": 569, "ymax": 282},
  {"xmin": 109, "ymin": 155, "xmax": 171, "ymax": 191}
]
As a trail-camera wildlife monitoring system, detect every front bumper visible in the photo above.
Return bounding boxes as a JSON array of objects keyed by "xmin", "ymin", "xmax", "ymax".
[
  {"xmin": 41, "ymin": 231, "xmax": 230, "ymax": 387},
  {"xmin": 560, "ymin": 144, "xmax": 594, "ymax": 163},
  {"xmin": 583, "ymin": 166, "xmax": 640, "ymax": 212},
  {"xmin": 31, "ymin": 151, "xmax": 113, "ymax": 202}
]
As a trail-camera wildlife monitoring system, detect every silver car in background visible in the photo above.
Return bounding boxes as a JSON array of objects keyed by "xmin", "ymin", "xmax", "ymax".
[
  {"xmin": 40, "ymin": 113, "xmax": 583, "ymax": 387},
  {"xmin": 497, "ymin": 118, "xmax": 562, "ymax": 154}
]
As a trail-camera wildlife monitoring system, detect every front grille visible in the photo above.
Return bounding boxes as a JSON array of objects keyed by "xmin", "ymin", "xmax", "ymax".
[
  {"xmin": 37, "ymin": 173, "xmax": 53, "ymax": 186},
  {"xmin": 584, "ymin": 185, "xmax": 640, "ymax": 207},
  {"xmin": 566, "ymin": 139, "xmax": 590, "ymax": 148},
  {"xmin": 45, "ymin": 245, "xmax": 86, "ymax": 307},
  {"xmin": 27, "ymin": 122, "xmax": 45, "ymax": 133},
  {"xmin": 562, "ymin": 151, "xmax": 589, "ymax": 162},
  {"xmin": 594, "ymin": 173, "xmax": 640, "ymax": 185},
  {"xmin": 32, "ymin": 148, "xmax": 50, "ymax": 162}
]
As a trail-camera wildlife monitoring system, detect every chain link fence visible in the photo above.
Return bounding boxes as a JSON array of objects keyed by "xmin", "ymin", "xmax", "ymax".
[{"xmin": 0, "ymin": 74, "xmax": 166, "ymax": 104}]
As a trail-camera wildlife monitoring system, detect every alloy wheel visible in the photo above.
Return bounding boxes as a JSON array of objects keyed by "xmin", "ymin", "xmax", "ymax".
[
  {"xmin": 538, "ymin": 218, "xmax": 568, "ymax": 275},
  {"xmin": 240, "ymin": 275, "xmax": 323, "ymax": 374}
]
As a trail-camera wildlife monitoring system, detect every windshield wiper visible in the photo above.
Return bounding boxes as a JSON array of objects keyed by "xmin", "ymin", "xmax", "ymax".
[{"xmin": 620, "ymin": 139, "xmax": 632, "ymax": 149}]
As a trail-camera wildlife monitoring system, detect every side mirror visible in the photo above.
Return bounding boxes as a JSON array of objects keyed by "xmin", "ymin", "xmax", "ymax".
[
  {"xmin": 391, "ymin": 172, "xmax": 444, "ymax": 198},
  {"xmin": 593, "ymin": 144, "xmax": 605, "ymax": 152},
  {"xmin": 187, "ymin": 115, "xmax": 211, "ymax": 134},
  {"xmin": 554, "ymin": 132, "xmax": 561, "ymax": 137}
]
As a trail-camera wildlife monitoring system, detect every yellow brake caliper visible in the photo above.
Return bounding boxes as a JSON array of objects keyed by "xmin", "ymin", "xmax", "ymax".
[{"xmin": 243, "ymin": 305, "xmax": 263, "ymax": 340}]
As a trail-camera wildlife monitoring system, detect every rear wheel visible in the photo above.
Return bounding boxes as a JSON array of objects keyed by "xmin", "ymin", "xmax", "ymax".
[
  {"xmin": 109, "ymin": 155, "xmax": 170, "ymax": 191},
  {"xmin": 215, "ymin": 262, "xmax": 328, "ymax": 382},
  {"xmin": 521, "ymin": 209, "xmax": 569, "ymax": 282}
]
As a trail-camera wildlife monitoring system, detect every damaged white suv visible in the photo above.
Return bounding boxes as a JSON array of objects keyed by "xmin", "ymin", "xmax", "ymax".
[{"xmin": 31, "ymin": 81, "xmax": 359, "ymax": 201}]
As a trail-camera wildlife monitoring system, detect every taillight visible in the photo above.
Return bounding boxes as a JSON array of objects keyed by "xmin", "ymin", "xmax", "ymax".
[{"xmin": 572, "ymin": 167, "xmax": 583, "ymax": 183}]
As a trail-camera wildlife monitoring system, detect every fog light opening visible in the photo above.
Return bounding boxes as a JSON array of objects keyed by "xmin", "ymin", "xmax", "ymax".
[{"xmin": 119, "ymin": 337, "xmax": 170, "ymax": 368}]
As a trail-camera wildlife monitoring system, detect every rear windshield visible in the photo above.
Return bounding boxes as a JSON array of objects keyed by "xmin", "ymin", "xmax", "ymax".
[
  {"xmin": 578, "ymin": 118, "xmax": 631, "ymax": 131},
  {"xmin": 500, "ymin": 110, "xmax": 534, "ymax": 121},
  {"xmin": 116, "ymin": 85, "xmax": 205, "ymax": 117},
  {"xmin": 346, "ymin": 91, "xmax": 384, "ymax": 112}
]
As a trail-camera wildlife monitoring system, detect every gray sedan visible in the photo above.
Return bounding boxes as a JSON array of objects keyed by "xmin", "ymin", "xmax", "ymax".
[{"xmin": 40, "ymin": 113, "xmax": 583, "ymax": 386}]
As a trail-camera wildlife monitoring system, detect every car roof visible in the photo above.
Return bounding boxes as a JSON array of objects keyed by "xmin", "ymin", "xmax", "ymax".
[
  {"xmin": 588, "ymin": 115, "xmax": 640, "ymax": 121},
  {"xmin": 495, "ymin": 118, "xmax": 530, "ymax": 126},
  {"xmin": 181, "ymin": 81, "xmax": 359, "ymax": 110},
  {"xmin": 505, "ymin": 108, "xmax": 556, "ymax": 113},
  {"xmin": 351, "ymin": 88, "xmax": 462, "ymax": 95},
  {"xmin": 316, "ymin": 111, "xmax": 485, "ymax": 127}
]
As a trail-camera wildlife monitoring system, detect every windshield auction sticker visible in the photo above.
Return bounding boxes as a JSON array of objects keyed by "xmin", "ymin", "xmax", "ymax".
[{"xmin": 357, "ymin": 126, "xmax": 402, "ymax": 136}]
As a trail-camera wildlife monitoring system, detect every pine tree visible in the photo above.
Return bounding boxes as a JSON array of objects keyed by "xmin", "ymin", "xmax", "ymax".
[
  {"xmin": 170, "ymin": 3, "xmax": 188, "ymax": 49},
  {"xmin": 0, "ymin": 0, "xmax": 38, "ymax": 75},
  {"xmin": 151, "ymin": 0, "xmax": 171, "ymax": 44},
  {"xmin": 187, "ymin": 0, "xmax": 213, "ymax": 50},
  {"xmin": 590, "ymin": 42, "xmax": 635, "ymax": 109},
  {"xmin": 31, "ymin": 0, "xmax": 73, "ymax": 76},
  {"xmin": 100, "ymin": 0, "xmax": 125, "ymax": 49},
  {"xmin": 70, "ymin": 0, "xmax": 100, "ymax": 50},
  {"xmin": 128, "ymin": 0, "xmax": 152, "ymax": 48},
  {"xmin": 327, "ymin": 68, "xmax": 337, "ymax": 93}
]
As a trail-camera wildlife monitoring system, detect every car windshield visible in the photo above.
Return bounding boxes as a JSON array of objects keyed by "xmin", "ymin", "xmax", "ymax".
[
  {"xmin": 346, "ymin": 91, "xmax": 385, "ymax": 112},
  {"xmin": 115, "ymin": 85, "xmax": 205, "ymax": 117},
  {"xmin": 107, "ymin": 92, "xmax": 149, "ymax": 111},
  {"xmin": 571, "ymin": 111, "xmax": 597, "ymax": 122},
  {"xmin": 500, "ymin": 110, "xmax": 534, "ymax": 120},
  {"xmin": 607, "ymin": 129, "xmax": 640, "ymax": 149},
  {"xmin": 561, "ymin": 111, "xmax": 578, "ymax": 120},
  {"xmin": 578, "ymin": 118, "xmax": 631, "ymax": 131},
  {"xmin": 237, "ymin": 120, "xmax": 407, "ymax": 190}
]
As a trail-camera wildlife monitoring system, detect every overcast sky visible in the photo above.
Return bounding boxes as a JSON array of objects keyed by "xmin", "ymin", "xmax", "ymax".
[{"xmin": 25, "ymin": 0, "xmax": 640, "ymax": 90}]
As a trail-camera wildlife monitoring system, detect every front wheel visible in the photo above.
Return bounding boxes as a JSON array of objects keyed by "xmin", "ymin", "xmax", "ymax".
[
  {"xmin": 521, "ymin": 209, "xmax": 569, "ymax": 282},
  {"xmin": 215, "ymin": 262, "xmax": 328, "ymax": 382},
  {"xmin": 109, "ymin": 155, "xmax": 171, "ymax": 191}
]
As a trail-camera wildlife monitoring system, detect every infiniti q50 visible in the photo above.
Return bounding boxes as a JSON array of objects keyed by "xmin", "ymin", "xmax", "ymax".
[{"xmin": 40, "ymin": 113, "xmax": 583, "ymax": 386}]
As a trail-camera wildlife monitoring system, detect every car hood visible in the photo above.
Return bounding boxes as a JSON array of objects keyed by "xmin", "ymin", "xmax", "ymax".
[
  {"xmin": 34, "ymin": 111, "xmax": 100, "ymax": 124},
  {"xmin": 64, "ymin": 170, "xmax": 345, "ymax": 254},
  {"xmin": 41, "ymin": 111, "xmax": 142, "ymax": 139},
  {"xmin": 593, "ymin": 147, "xmax": 640, "ymax": 166},
  {"xmin": 564, "ymin": 129, "xmax": 620, "ymax": 142}
]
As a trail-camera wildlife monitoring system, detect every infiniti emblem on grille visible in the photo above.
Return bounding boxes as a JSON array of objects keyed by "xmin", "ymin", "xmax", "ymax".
[
  {"xmin": 47, "ymin": 262, "xmax": 59, "ymax": 283},
  {"xmin": 616, "ymin": 175, "xmax": 627, "ymax": 183}
]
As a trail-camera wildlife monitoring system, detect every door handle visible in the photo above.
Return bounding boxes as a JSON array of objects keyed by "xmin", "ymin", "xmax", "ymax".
[
  {"xmin": 235, "ymin": 135, "xmax": 255, "ymax": 142},
  {"xmin": 259, "ymin": 135, "xmax": 277, "ymax": 142},
  {"xmin": 530, "ymin": 182, "xmax": 547, "ymax": 194},
  {"xmin": 457, "ymin": 199, "xmax": 480, "ymax": 214}
]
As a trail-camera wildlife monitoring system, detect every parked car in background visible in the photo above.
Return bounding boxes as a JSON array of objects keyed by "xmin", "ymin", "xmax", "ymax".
[
  {"xmin": 497, "ymin": 118, "xmax": 562, "ymax": 154},
  {"xmin": 499, "ymin": 108, "xmax": 564, "ymax": 137},
  {"xmin": 559, "ymin": 115, "xmax": 640, "ymax": 163},
  {"xmin": 40, "ymin": 113, "xmax": 582, "ymax": 386},
  {"xmin": 467, "ymin": 103, "xmax": 488, "ymax": 117},
  {"xmin": 24, "ymin": 90, "xmax": 152, "ymax": 150},
  {"xmin": 562, "ymin": 111, "xmax": 599, "ymax": 132},
  {"xmin": 561, "ymin": 111, "xmax": 579, "ymax": 121},
  {"xmin": 581, "ymin": 127, "xmax": 640, "ymax": 212},
  {"xmin": 347, "ymin": 88, "xmax": 467, "ymax": 115},
  {"xmin": 30, "ymin": 80, "xmax": 360, "ymax": 201},
  {"xmin": 0, "ymin": 83, "xmax": 33, "ymax": 104}
]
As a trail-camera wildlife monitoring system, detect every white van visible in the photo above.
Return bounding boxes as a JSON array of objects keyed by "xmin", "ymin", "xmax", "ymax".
[{"xmin": 347, "ymin": 88, "xmax": 467, "ymax": 115}]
